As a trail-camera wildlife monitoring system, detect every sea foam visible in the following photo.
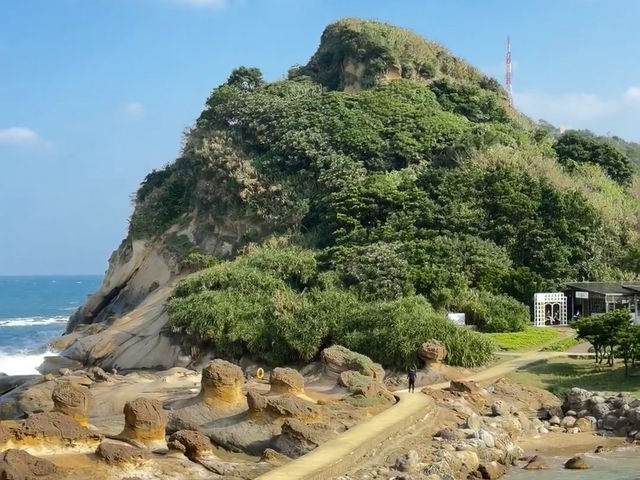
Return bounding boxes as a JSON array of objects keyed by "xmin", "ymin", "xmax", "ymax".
[{"xmin": 0, "ymin": 316, "xmax": 68, "ymax": 327}]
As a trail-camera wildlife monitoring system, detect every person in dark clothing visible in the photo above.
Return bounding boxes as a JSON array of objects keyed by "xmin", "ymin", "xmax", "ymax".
[{"xmin": 407, "ymin": 368, "xmax": 416, "ymax": 393}]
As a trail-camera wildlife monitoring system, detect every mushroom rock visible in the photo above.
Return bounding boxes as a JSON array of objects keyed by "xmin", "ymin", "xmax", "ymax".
[
  {"xmin": 51, "ymin": 382, "xmax": 90, "ymax": 426},
  {"xmin": 200, "ymin": 359, "xmax": 244, "ymax": 407},
  {"xmin": 418, "ymin": 340, "xmax": 447, "ymax": 365},
  {"xmin": 120, "ymin": 398, "xmax": 167, "ymax": 449},
  {"xmin": 269, "ymin": 368, "xmax": 304, "ymax": 395},
  {"xmin": 167, "ymin": 430, "xmax": 213, "ymax": 460}
]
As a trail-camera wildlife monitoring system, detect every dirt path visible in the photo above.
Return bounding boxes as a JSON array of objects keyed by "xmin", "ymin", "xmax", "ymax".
[{"xmin": 255, "ymin": 350, "xmax": 567, "ymax": 480}]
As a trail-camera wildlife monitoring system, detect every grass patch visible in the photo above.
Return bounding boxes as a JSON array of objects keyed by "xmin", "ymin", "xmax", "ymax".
[
  {"xmin": 542, "ymin": 335, "xmax": 583, "ymax": 352},
  {"xmin": 508, "ymin": 357, "xmax": 640, "ymax": 397},
  {"xmin": 485, "ymin": 326, "xmax": 562, "ymax": 351}
]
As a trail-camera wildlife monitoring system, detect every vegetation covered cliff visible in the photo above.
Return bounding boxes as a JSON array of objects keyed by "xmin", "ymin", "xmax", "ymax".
[{"xmin": 67, "ymin": 19, "xmax": 640, "ymax": 370}]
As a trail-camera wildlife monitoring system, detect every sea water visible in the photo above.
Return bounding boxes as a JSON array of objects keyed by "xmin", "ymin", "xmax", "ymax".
[
  {"xmin": 0, "ymin": 275, "xmax": 102, "ymax": 375},
  {"xmin": 504, "ymin": 448, "xmax": 640, "ymax": 479}
]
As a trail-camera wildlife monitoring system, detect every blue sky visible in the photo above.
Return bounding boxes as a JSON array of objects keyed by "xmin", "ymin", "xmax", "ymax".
[{"xmin": 2, "ymin": 0, "xmax": 640, "ymax": 275}]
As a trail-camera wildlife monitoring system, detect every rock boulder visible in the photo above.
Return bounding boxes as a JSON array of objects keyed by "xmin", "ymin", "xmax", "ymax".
[
  {"xmin": 121, "ymin": 398, "xmax": 167, "ymax": 449},
  {"xmin": 269, "ymin": 368, "xmax": 304, "ymax": 395},
  {"xmin": 51, "ymin": 382, "xmax": 90, "ymax": 426},
  {"xmin": 200, "ymin": 359, "xmax": 244, "ymax": 407},
  {"xmin": 320, "ymin": 346, "xmax": 385, "ymax": 380},
  {"xmin": 564, "ymin": 454, "xmax": 592, "ymax": 470},
  {"xmin": 0, "ymin": 449, "xmax": 62, "ymax": 480},
  {"xmin": 96, "ymin": 441, "xmax": 150, "ymax": 466},
  {"xmin": 418, "ymin": 340, "xmax": 447, "ymax": 365},
  {"xmin": 168, "ymin": 430, "xmax": 213, "ymax": 459}
]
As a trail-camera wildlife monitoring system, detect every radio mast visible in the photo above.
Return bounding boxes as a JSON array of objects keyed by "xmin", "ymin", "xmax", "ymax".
[{"xmin": 506, "ymin": 35, "xmax": 513, "ymax": 106}]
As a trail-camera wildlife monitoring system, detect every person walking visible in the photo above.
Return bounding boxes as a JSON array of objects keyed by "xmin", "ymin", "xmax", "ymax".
[{"xmin": 407, "ymin": 367, "xmax": 416, "ymax": 393}]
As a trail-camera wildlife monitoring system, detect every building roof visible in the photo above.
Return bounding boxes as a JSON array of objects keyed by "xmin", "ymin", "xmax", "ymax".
[{"xmin": 564, "ymin": 282, "xmax": 640, "ymax": 296}]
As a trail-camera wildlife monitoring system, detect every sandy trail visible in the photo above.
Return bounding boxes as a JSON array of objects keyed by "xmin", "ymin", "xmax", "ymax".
[{"xmin": 255, "ymin": 350, "xmax": 569, "ymax": 480}]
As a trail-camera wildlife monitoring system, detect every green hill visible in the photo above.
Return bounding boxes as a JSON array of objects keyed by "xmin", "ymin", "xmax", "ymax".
[{"xmin": 120, "ymin": 19, "xmax": 640, "ymax": 369}]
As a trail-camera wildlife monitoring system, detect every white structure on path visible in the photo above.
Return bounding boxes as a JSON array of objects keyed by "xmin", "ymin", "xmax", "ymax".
[{"xmin": 533, "ymin": 292, "xmax": 567, "ymax": 327}]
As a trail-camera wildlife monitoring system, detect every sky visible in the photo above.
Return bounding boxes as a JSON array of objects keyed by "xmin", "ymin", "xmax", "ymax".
[{"xmin": 2, "ymin": 0, "xmax": 640, "ymax": 275}]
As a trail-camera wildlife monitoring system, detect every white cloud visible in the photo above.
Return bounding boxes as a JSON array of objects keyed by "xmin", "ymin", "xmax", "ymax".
[
  {"xmin": 624, "ymin": 86, "xmax": 640, "ymax": 108},
  {"xmin": 0, "ymin": 127, "xmax": 40, "ymax": 146},
  {"xmin": 122, "ymin": 102, "xmax": 144, "ymax": 118},
  {"xmin": 514, "ymin": 91, "xmax": 618, "ymax": 123}
]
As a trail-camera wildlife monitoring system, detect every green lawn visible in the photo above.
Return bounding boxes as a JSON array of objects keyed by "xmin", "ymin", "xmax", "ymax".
[
  {"xmin": 542, "ymin": 335, "xmax": 582, "ymax": 352},
  {"xmin": 508, "ymin": 357, "xmax": 640, "ymax": 397},
  {"xmin": 486, "ymin": 326, "xmax": 562, "ymax": 351}
]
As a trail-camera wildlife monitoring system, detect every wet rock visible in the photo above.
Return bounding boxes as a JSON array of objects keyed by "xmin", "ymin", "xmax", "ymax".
[
  {"xmin": 0, "ymin": 449, "xmax": 61, "ymax": 480},
  {"xmin": 269, "ymin": 368, "xmax": 304, "ymax": 395},
  {"xmin": 479, "ymin": 461, "xmax": 506, "ymax": 479},
  {"xmin": 200, "ymin": 359, "xmax": 244, "ymax": 407},
  {"xmin": 51, "ymin": 382, "xmax": 90, "ymax": 426},
  {"xmin": 260, "ymin": 448, "xmax": 291, "ymax": 466},
  {"xmin": 564, "ymin": 454, "xmax": 592, "ymax": 469},
  {"xmin": 96, "ymin": 441, "xmax": 150, "ymax": 466},
  {"xmin": 167, "ymin": 430, "xmax": 212, "ymax": 459},
  {"xmin": 523, "ymin": 455, "xmax": 549, "ymax": 470},
  {"xmin": 395, "ymin": 450, "xmax": 419, "ymax": 472},
  {"xmin": 418, "ymin": 340, "xmax": 447, "ymax": 365},
  {"xmin": 320, "ymin": 345, "xmax": 385, "ymax": 380},
  {"xmin": 121, "ymin": 397, "xmax": 167, "ymax": 448}
]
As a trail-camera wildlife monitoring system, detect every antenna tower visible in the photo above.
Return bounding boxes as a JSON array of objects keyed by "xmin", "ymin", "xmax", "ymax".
[{"xmin": 506, "ymin": 35, "xmax": 513, "ymax": 106}]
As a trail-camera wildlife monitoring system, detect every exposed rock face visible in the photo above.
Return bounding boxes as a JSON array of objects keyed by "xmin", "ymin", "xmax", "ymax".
[
  {"xmin": 418, "ymin": 340, "xmax": 447, "ymax": 365},
  {"xmin": 246, "ymin": 390, "xmax": 267, "ymax": 412},
  {"xmin": 0, "ymin": 449, "xmax": 61, "ymax": 480},
  {"xmin": 269, "ymin": 368, "xmax": 304, "ymax": 395},
  {"xmin": 201, "ymin": 359, "xmax": 244, "ymax": 407},
  {"xmin": 168, "ymin": 430, "xmax": 213, "ymax": 459},
  {"xmin": 564, "ymin": 454, "xmax": 592, "ymax": 470},
  {"xmin": 96, "ymin": 441, "xmax": 150, "ymax": 466},
  {"xmin": 121, "ymin": 398, "xmax": 167, "ymax": 449},
  {"xmin": 321, "ymin": 346, "xmax": 385, "ymax": 380},
  {"xmin": 51, "ymin": 382, "xmax": 90, "ymax": 426}
]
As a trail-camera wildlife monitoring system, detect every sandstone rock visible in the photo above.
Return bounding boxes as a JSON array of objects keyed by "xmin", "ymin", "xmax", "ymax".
[
  {"xmin": 479, "ymin": 461, "xmax": 506, "ymax": 479},
  {"xmin": 121, "ymin": 397, "xmax": 167, "ymax": 448},
  {"xmin": 201, "ymin": 359, "xmax": 244, "ymax": 407},
  {"xmin": 466, "ymin": 413, "xmax": 482, "ymax": 431},
  {"xmin": 273, "ymin": 419, "xmax": 334, "ymax": 458},
  {"xmin": 96, "ymin": 441, "xmax": 150, "ymax": 466},
  {"xmin": 564, "ymin": 454, "xmax": 592, "ymax": 470},
  {"xmin": 266, "ymin": 395, "xmax": 318, "ymax": 420},
  {"xmin": 418, "ymin": 340, "xmax": 447, "ymax": 365},
  {"xmin": 395, "ymin": 450, "xmax": 420, "ymax": 472},
  {"xmin": 575, "ymin": 417, "xmax": 592, "ymax": 432},
  {"xmin": 320, "ymin": 345, "xmax": 385, "ymax": 380},
  {"xmin": 168, "ymin": 430, "xmax": 213, "ymax": 459},
  {"xmin": 37, "ymin": 356, "xmax": 83, "ymax": 375},
  {"xmin": 524, "ymin": 455, "xmax": 549, "ymax": 470},
  {"xmin": 560, "ymin": 416, "xmax": 576, "ymax": 428},
  {"xmin": 0, "ymin": 449, "xmax": 61, "ymax": 480},
  {"xmin": 269, "ymin": 368, "xmax": 304, "ymax": 395},
  {"xmin": 246, "ymin": 390, "xmax": 267, "ymax": 412},
  {"xmin": 51, "ymin": 382, "xmax": 90, "ymax": 426},
  {"xmin": 88, "ymin": 366, "xmax": 109, "ymax": 382},
  {"xmin": 16, "ymin": 412, "xmax": 101, "ymax": 447},
  {"xmin": 435, "ymin": 427, "xmax": 458, "ymax": 441},
  {"xmin": 260, "ymin": 448, "xmax": 291, "ymax": 466},
  {"xmin": 491, "ymin": 400, "xmax": 508, "ymax": 416},
  {"xmin": 479, "ymin": 430, "xmax": 495, "ymax": 449}
]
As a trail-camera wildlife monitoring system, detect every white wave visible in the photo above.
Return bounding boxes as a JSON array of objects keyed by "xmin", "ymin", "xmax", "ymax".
[
  {"xmin": 0, "ymin": 350, "xmax": 56, "ymax": 375},
  {"xmin": 0, "ymin": 316, "xmax": 68, "ymax": 327}
]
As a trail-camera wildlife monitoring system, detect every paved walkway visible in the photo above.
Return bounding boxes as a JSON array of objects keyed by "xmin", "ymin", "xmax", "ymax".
[{"xmin": 256, "ymin": 351, "xmax": 564, "ymax": 480}]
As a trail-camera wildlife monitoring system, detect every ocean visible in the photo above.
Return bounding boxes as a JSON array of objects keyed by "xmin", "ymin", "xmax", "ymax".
[{"xmin": 0, "ymin": 275, "xmax": 102, "ymax": 375}]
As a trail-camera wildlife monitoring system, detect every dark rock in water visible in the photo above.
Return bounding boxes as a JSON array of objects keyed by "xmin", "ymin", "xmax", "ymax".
[
  {"xmin": 523, "ymin": 455, "xmax": 549, "ymax": 470},
  {"xmin": 37, "ymin": 356, "xmax": 82, "ymax": 375},
  {"xmin": 564, "ymin": 454, "xmax": 592, "ymax": 470},
  {"xmin": 0, "ymin": 448, "xmax": 62, "ymax": 480}
]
